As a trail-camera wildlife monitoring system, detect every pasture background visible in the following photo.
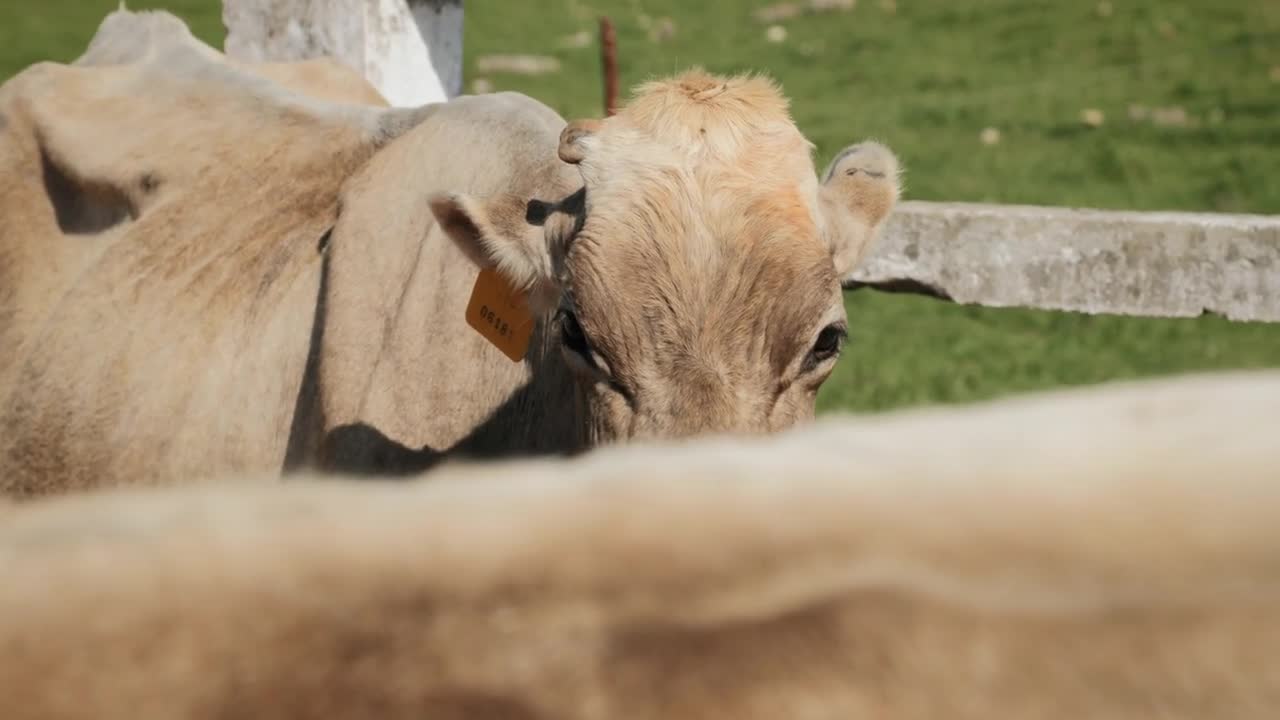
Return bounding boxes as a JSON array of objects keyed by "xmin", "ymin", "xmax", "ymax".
[{"xmin": 2, "ymin": 0, "xmax": 1277, "ymax": 413}]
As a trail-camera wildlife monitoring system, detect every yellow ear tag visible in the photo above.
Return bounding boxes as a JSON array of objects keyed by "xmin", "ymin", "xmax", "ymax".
[{"xmin": 465, "ymin": 268, "xmax": 535, "ymax": 362}]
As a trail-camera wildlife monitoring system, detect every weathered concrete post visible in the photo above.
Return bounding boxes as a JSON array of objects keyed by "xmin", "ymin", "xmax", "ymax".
[
  {"xmin": 851, "ymin": 201, "xmax": 1280, "ymax": 322},
  {"xmin": 223, "ymin": 0, "xmax": 463, "ymax": 107}
]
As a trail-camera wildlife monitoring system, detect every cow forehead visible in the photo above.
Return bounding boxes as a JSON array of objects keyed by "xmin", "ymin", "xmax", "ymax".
[
  {"xmin": 565, "ymin": 164, "xmax": 838, "ymax": 374},
  {"xmin": 559, "ymin": 68, "xmax": 840, "ymax": 358},
  {"xmin": 569, "ymin": 145, "xmax": 831, "ymax": 279},
  {"xmin": 568, "ymin": 127, "xmax": 830, "ymax": 289},
  {"xmin": 570, "ymin": 66, "xmax": 827, "ymax": 262}
]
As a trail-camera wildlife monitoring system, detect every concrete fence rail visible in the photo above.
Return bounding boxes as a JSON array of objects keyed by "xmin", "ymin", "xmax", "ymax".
[{"xmin": 852, "ymin": 201, "xmax": 1280, "ymax": 323}]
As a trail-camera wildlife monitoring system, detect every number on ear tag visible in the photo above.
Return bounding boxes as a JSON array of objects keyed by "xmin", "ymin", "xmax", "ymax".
[{"xmin": 465, "ymin": 268, "xmax": 535, "ymax": 362}]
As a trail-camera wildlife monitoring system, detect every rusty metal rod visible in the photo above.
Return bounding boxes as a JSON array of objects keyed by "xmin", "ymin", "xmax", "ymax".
[{"xmin": 599, "ymin": 16, "xmax": 619, "ymax": 117}]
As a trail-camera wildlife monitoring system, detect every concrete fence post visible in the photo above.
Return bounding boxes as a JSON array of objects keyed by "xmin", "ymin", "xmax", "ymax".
[{"xmin": 222, "ymin": 0, "xmax": 463, "ymax": 107}]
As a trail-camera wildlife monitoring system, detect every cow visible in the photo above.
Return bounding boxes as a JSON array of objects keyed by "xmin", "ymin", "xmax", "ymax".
[
  {"xmin": 0, "ymin": 9, "xmax": 900, "ymax": 496},
  {"xmin": 2, "ymin": 369, "xmax": 1278, "ymax": 718}
]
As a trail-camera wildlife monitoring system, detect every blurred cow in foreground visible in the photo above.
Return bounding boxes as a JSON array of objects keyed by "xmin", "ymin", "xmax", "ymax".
[{"xmin": 2, "ymin": 370, "xmax": 1278, "ymax": 719}]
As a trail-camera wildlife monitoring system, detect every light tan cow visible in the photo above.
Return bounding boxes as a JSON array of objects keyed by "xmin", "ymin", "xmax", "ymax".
[
  {"xmin": 2, "ymin": 370, "xmax": 1279, "ymax": 719},
  {"xmin": 0, "ymin": 9, "xmax": 899, "ymax": 497}
]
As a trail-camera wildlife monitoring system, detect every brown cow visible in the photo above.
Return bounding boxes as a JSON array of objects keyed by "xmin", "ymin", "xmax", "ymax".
[{"xmin": 0, "ymin": 9, "xmax": 899, "ymax": 496}]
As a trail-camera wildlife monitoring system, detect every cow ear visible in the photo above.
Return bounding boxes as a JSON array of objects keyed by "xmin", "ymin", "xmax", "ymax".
[
  {"xmin": 818, "ymin": 141, "xmax": 902, "ymax": 277},
  {"xmin": 558, "ymin": 118, "xmax": 603, "ymax": 164},
  {"xmin": 429, "ymin": 192, "xmax": 554, "ymax": 297}
]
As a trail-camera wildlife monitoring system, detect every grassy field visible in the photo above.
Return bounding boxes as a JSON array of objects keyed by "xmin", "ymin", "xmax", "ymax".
[{"xmin": 3, "ymin": 0, "xmax": 1278, "ymax": 413}]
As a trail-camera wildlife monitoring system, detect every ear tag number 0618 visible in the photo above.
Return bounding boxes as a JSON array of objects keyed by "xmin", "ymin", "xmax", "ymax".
[{"xmin": 465, "ymin": 268, "xmax": 535, "ymax": 362}]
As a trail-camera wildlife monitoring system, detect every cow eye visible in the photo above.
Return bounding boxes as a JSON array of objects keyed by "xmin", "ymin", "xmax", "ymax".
[
  {"xmin": 557, "ymin": 308, "xmax": 592, "ymax": 360},
  {"xmin": 556, "ymin": 308, "xmax": 631, "ymax": 399},
  {"xmin": 806, "ymin": 322, "xmax": 847, "ymax": 370}
]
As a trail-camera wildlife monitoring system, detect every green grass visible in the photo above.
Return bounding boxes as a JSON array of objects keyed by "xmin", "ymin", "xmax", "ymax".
[
  {"xmin": 3, "ymin": 0, "xmax": 1279, "ymax": 413},
  {"xmin": 820, "ymin": 290, "xmax": 1280, "ymax": 412}
]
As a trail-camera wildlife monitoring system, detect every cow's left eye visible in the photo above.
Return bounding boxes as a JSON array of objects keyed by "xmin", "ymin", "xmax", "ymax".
[
  {"xmin": 805, "ymin": 322, "xmax": 847, "ymax": 370},
  {"xmin": 557, "ymin": 308, "xmax": 592, "ymax": 361}
]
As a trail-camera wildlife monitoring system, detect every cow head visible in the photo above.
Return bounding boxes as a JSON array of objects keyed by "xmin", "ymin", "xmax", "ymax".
[{"xmin": 431, "ymin": 69, "xmax": 900, "ymax": 444}]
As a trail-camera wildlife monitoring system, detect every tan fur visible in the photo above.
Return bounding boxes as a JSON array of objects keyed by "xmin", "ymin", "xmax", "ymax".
[
  {"xmin": 2, "ymin": 370, "xmax": 1279, "ymax": 719},
  {"xmin": 0, "ymin": 10, "xmax": 412, "ymax": 496},
  {"xmin": 311, "ymin": 91, "xmax": 584, "ymax": 468},
  {"xmin": 0, "ymin": 10, "xmax": 591, "ymax": 495},
  {"xmin": 246, "ymin": 59, "xmax": 390, "ymax": 107},
  {"xmin": 1, "ymin": 12, "xmax": 900, "ymax": 496}
]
